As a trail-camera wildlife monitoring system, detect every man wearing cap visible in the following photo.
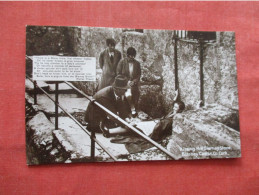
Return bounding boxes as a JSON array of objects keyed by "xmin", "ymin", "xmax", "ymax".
[
  {"xmin": 97, "ymin": 38, "xmax": 122, "ymax": 91},
  {"xmin": 85, "ymin": 75, "xmax": 131, "ymax": 137}
]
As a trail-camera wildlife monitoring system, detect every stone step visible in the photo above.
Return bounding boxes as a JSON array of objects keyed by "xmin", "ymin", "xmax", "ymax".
[
  {"xmin": 26, "ymin": 111, "xmax": 63, "ymax": 165},
  {"xmin": 26, "ymin": 79, "xmax": 80, "ymax": 95},
  {"xmin": 51, "ymin": 117, "xmax": 130, "ymax": 162},
  {"xmin": 48, "ymin": 82, "xmax": 79, "ymax": 94},
  {"xmin": 25, "ymin": 79, "xmax": 49, "ymax": 93},
  {"xmin": 32, "ymin": 93, "xmax": 89, "ymax": 115}
]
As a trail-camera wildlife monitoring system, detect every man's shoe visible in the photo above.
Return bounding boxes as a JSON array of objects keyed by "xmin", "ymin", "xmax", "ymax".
[
  {"xmin": 131, "ymin": 110, "xmax": 137, "ymax": 118},
  {"xmin": 99, "ymin": 122, "xmax": 110, "ymax": 138}
]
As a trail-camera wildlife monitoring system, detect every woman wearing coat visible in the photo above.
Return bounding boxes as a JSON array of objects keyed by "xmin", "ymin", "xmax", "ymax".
[{"xmin": 116, "ymin": 47, "xmax": 141, "ymax": 116}]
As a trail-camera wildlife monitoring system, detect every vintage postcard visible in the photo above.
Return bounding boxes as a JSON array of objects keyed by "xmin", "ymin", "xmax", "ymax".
[{"xmin": 25, "ymin": 25, "xmax": 240, "ymax": 165}]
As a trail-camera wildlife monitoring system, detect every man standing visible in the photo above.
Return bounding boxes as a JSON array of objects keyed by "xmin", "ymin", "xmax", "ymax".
[
  {"xmin": 98, "ymin": 38, "xmax": 121, "ymax": 91},
  {"xmin": 85, "ymin": 75, "xmax": 131, "ymax": 137},
  {"xmin": 117, "ymin": 47, "xmax": 141, "ymax": 115}
]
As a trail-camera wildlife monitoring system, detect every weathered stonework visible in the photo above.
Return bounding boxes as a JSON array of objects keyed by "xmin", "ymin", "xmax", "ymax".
[
  {"xmin": 139, "ymin": 85, "xmax": 165, "ymax": 118},
  {"xmin": 203, "ymin": 44, "xmax": 220, "ymax": 104},
  {"xmin": 72, "ymin": 28, "xmax": 175, "ymax": 117},
  {"xmin": 177, "ymin": 40, "xmax": 201, "ymax": 110},
  {"xmin": 161, "ymin": 54, "xmax": 176, "ymax": 113},
  {"xmin": 72, "ymin": 27, "xmax": 123, "ymax": 64},
  {"xmin": 26, "ymin": 111, "xmax": 62, "ymax": 164},
  {"xmin": 167, "ymin": 104, "xmax": 240, "ymax": 160},
  {"xmin": 70, "ymin": 28, "xmax": 238, "ymax": 116},
  {"xmin": 216, "ymin": 32, "xmax": 238, "ymax": 109},
  {"xmin": 26, "ymin": 26, "xmax": 75, "ymax": 56},
  {"xmin": 26, "ymin": 26, "xmax": 239, "ymax": 118}
]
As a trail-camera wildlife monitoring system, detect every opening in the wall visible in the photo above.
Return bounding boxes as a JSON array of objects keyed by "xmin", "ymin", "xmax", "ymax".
[{"xmin": 174, "ymin": 30, "xmax": 216, "ymax": 43}]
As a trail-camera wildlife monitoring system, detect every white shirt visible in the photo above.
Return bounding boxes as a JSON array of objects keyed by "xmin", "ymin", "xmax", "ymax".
[
  {"xmin": 129, "ymin": 62, "xmax": 134, "ymax": 78},
  {"xmin": 109, "ymin": 52, "xmax": 114, "ymax": 57},
  {"xmin": 114, "ymin": 91, "xmax": 124, "ymax": 101}
]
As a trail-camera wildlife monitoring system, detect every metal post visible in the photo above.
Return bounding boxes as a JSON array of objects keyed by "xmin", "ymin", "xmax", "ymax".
[
  {"xmin": 89, "ymin": 109, "xmax": 95, "ymax": 161},
  {"xmin": 33, "ymin": 81, "xmax": 37, "ymax": 105},
  {"xmin": 173, "ymin": 34, "xmax": 179, "ymax": 91},
  {"xmin": 90, "ymin": 130, "xmax": 96, "ymax": 161},
  {"xmin": 199, "ymin": 39, "xmax": 204, "ymax": 107},
  {"xmin": 55, "ymin": 82, "xmax": 59, "ymax": 130}
]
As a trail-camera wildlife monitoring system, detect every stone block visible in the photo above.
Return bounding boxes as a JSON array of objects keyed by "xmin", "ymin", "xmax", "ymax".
[
  {"xmin": 27, "ymin": 112, "xmax": 55, "ymax": 150},
  {"xmin": 177, "ymin": 41, "xmax": 200, "ymax": 110},
  {"xmin": 139, "ymin": 85, "xmax": 166, "ymax": 118},
  {"xmin": 167, "ymin": 104, "xmax": 240, "ymax": 160},
  {"xmin": 25, "ymin": 79, "xmax": 49, "ymax": 94},
  {"xmin": 216, "ymin": 32, "xmax": 238, "ymax": 109},
  {"xmin": 34, "ymin": 94, "xmax": 89, "ymax": 115},
  {"xmin": 161, "ymin": 55, "xmax": 176, "ymax": 112},
  {"xmin": 203, "ymin": 44, "xmax": 220, "ymax": 104}
]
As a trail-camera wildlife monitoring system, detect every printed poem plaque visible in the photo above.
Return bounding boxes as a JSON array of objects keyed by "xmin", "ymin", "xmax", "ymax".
[{"xmin": 33, "ymin": 56, "xmax": 96, "ymax": 81}]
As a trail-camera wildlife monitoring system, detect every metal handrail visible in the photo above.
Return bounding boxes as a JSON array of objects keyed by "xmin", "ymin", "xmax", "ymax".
[
  {"xmin": 65, "ymin": 82, "xmax": 179, "ymax": 160},
  {"xmin": 26, "ymin": 75, "xmax": 118, "ymax": 161}
]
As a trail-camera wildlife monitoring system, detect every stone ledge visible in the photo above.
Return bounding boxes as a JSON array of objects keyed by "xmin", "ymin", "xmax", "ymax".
[
  {"xmin": 26, "ymin": 111, "xmax": 62, "ymax": 165},
  {"xmin": 167, "ymin": 104, "xmax": 240, "ymax": 160},
  {"xmin": 25, "ymin": 79, "xmax": 49, "ymax": 93},
  {"xmin": 31, "ymin": 93, "xmax": 89, "ymax": 115}
]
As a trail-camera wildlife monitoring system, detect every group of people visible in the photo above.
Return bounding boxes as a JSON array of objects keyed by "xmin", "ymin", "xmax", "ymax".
[
  {"xmin": 85, "ymin": 38, "xmax": 185, "ymax": 144},
  {"xmin": 85, "ymin": 38, "xmax": 141, "ymax": 136},
  {"xmin": 97, "ymin": 38, "xmax": 141, "ymax": 115}
]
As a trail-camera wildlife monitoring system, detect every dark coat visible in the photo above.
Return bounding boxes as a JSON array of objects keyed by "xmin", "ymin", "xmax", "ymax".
[
  {"xmin": 98, "ymin": 48, "xmax": 122, "ymax": 91},
  {"xmin": 116, "ymin": 57, "xmax": 141, "ymax": 87},
  {"xmin": 85, "ymin": 86, "xmax": 130, "ymax": 131},
  {"xmin": 117, "ymin": 57, "xmax": 141, "ymax": 107}
]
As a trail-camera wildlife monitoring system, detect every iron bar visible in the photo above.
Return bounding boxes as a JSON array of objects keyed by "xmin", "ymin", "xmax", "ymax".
[
  {"xmin": 199, "ymin": 39, "xmax": 204, "ymax": 107},
  {"xmin": 173, "ymin": 35, "xmax": 179, "ymax": 91},
  {"xmin": 55, "ymin": 82, "xmax": 59, "ymax": 130},
  {"xmin": 33, "ymin": 81, "xmax": 37, "ymax": 105},
  {"xmin": 89, "ymin": 107, "xmax": 96, "ymax": 161},
  {"xmin": 65, "ymin": 81, "xmax": 179, "ymax": 160},
  {"xmin": 26, "ymin": 76, "xmax": 118, "ymax": 161},
  {"xmin": 90, "ymin": 131, "xmax": 96, "ymax": 161}
]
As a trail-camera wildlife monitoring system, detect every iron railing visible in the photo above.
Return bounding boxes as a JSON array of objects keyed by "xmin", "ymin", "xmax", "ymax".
[
  {"xmin": 26, "ymin": 74, "xmax": 179, "ymax": 161},
  {"xmin": 26, "ymin": 76, "xmax": 118, "ymax": 161}
]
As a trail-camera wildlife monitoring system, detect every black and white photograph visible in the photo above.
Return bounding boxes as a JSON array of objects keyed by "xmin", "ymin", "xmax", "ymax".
[{"xmin": 25, "ymin": 25, "xmax": 241, "ymax": 165}]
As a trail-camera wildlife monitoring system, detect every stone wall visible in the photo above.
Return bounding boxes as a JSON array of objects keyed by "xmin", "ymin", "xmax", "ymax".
[
  {"xmin": 177, "ymin": 40, "xmax": 201, "ymax": 110},
  {"xmin": 216, "ymin": 32, "xmax": 238, "ymax": 109},
  {"xmin": 72, "ymin": 27, "xmax": 123, "ymax": 62},
  {"xmin": 26, "ymin": 26, "xmax": 239, "ymax": 117},
  {"xmin": 167, "ymin": 31, "xmax": 238, "ymax": 110},
  {"xmin": 71, "ymin": 27, "xmax": 175, "ymax": 117},
  {"xmin": 26, "ymin": 26, "xmax": 75, "ymax": 56}
]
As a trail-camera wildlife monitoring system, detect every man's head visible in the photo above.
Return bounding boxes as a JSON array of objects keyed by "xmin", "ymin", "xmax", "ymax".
[
  {"xmin": 127, "ymin": 47, "xmax": 136, "ymax": 59},
  {"xmin": 106, "ymin": 38, "xmax": 116, "ymax": 52},
  {"xmin": 112, "ymin": 75, "xmax": 129, "ymax": 96},
  {"xmin": 172, "ymin": 100, "xmax": 185, "ymax": 114}
]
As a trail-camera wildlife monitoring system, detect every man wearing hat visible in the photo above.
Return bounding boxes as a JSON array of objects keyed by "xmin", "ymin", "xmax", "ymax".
[
  {"xmin": 85, "ymin": 75, "xmax": 131, "ymax": 137},
  {"xmin": 97, "ymin": 38, "xmax": 122, "ymax": 91}
]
